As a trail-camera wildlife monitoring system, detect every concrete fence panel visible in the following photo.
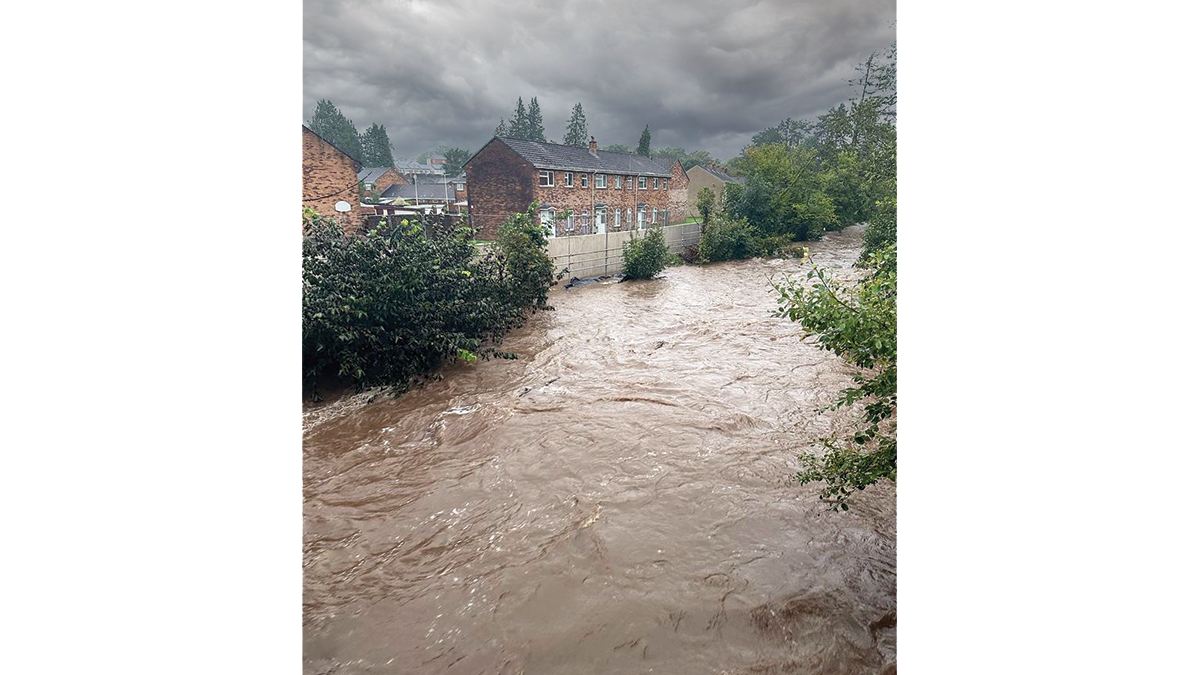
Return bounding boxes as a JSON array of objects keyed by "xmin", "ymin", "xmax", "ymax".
[{"xmin": 546, "ymin": 223, "xmax": 702, "ymax": 280}]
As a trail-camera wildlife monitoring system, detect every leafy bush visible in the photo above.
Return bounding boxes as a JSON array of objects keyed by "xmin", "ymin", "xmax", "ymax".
[
  {"xmin": 861, "ymin": 191, "xmax": 896, "ymax": 262},
  {"xmin": 749, "ymin": 233, "xmax": 793, "ymax": 258},
  {"xmin": 622, "ymin": 227, "xmax": 670, "ymax": 279},
  {"xmin": 302, "ymin": 203, "xmax": 557, "ymax": 393},
  {"xmin": 775, "ymin": 245, "xmax": 897, "ymax": 509},
  {"xmin": 699, "ymin": 215, "xmax": 757, "ymax": 262}
]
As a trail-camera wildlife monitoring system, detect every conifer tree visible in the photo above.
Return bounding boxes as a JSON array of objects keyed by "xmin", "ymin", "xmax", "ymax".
[
  {"xmin": 527, "ymin": 97, "xmax": 546, "ymax": 142},
  {"xmin": 563, "ymin": 103, "xmax": 588, "ymax": 147},
  {"xmin": 637, "ymin": 125, "xmax": 652, "ymax": 156},
  {"xmin": 508, "ymin": 98, "xmax": 527, "ymax": 140},
  {"xmin": 308, "ymin": 99, "xmax": 364, "ymax": 164},
  {"xmin": 359, "ymin": 123, "xmax": 395, "ymax": 167}
]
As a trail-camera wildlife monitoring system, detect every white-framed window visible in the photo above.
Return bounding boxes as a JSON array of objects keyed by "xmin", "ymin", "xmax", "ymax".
[
  {"xmin": 456, "ymin": 183, "xmax": 464, "ymax": 192},
  {"xmin": 364, "ymin": 182, "xmax": 375, "ymax": 191},
  {"xmin": 626, "ymin": 207, "xmax": 632, "ymax": 226},
  {"xmin": 627, "ymin": 176, "xmax": 634, "ymax": 189},
  {"xmin": 637, "ymin": 205, "xmax": 646, "ymax": 228},
  {"xmin": 540, "ymin": 207, "xmax": 556, "ymax": 236},
  {"xmin": 579, "ymin": 210, "xmax": 589, "ymax": 234},
  {"xmin": 653, "ymin": 177, "xmax": 659, "ymax": 189},
  {"xmin": 663, "ymin": 179, "xmax": 669, "ymax": 191},
  {"xmin": 596, "ymin": 174, "xmax": 607, "ymax": 188},
  {"xmin": 639, "ymin": 176, "xmax": 648, "ymax": 189},
  {"xmin": 581, "ymin": 174, "xmax": 589, "ymax": 188},
  {"xmin": 564, "ymin": 172, "xmax": 574, "ymax": 187},
  {"xmin": 539, "ymin": 170, "xmax": 554, "ymax": 187},
  {"xmin": 651, "ymin": 207, "xmax": 657, "ymax": 224},
  {"xmin": 565, "ymin": 211, "xmax": 575, "ymax": 232},
  {"xmin": 614, "ymin": 175, "xmax": 622, "ymax": 189},
  {"xmin": 613, "ymin": 207, "xmax": 620, "ymax": 229}
]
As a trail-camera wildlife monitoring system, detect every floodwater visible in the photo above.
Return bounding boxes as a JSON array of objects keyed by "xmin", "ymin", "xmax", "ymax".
[{"xmin": 303, "ymin": 225, "xmax": 896, "ymax": 674}]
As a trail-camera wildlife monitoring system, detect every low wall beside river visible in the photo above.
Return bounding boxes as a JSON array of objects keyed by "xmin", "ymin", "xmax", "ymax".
[{"xmin": 546, "ymin": 222, "xmax": 701, "ymax": 279}]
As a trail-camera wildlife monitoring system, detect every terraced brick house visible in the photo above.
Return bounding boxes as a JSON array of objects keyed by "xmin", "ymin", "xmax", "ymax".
[
  {"xmin": 464, "ymin": 136, "xmax": 689, "ymax": 240},
  {"xmin": 357, "ymin": 166, "xmax": 407, "ymax": 196}
]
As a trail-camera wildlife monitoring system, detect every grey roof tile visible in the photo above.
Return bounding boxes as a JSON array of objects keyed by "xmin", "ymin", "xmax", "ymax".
[{"xmin": 489, "ymin": 137, "xmax": 674, "ymax": 177}]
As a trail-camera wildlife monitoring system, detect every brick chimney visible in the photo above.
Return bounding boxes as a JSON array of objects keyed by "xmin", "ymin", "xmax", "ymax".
[{"xmin": 588, "ymin": 136, "xmax": 597, "ymax": 156}]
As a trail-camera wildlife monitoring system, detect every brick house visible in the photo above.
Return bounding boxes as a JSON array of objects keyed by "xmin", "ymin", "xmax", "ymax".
[
  {"xmin": 302, "ymin": 125, "xmax": 363, "ymax": 230},
  {"xmin": 357, "ymin": 166, "xmax": 408, "ymax": 196},
  {"xmin": 686, "ymin": 162, "xmax": 744, "ymax": 218},
  {"xmin": 465, "ymin": 136, "xmax": 689, "ymax": 240}
]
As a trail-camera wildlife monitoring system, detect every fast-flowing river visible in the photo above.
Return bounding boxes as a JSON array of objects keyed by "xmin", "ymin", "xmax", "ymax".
[{"xmin": 303, "ymin": 225, "xmax": 895, "ymax": 674}]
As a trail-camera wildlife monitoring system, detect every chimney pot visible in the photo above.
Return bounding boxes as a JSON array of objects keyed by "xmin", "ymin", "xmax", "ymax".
[{"xmin": 588, "ymin": 136, "xmax": 597, "ymax": 156}]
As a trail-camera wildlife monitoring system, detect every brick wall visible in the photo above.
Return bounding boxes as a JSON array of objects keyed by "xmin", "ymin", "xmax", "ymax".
[
  {"xmin": 302, "ymin": 126, "xmax": 363, "ymax": 232},
  {"xmin": 668, "ymin": 160, "xmax": 690, "ymax": 224},
  {"xmin": 532, "ymin": 166, "xmax": 675, "ymax": 237},
  {"xmin": 373, "ymin": 167, "xmax": 407, "ymax": 193},
  {"xmin": 465, "ymin": 140, "xmax": 536, "ymax": 240}
]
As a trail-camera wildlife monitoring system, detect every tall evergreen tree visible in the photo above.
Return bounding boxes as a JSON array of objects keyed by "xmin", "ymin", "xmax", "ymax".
[
  {"xmin": 527, "ymin": 97, "xmax": 546, "ymax": 142},
  {"xmin": 637, "ymin": 125, "xmax": 651, "ymax": 156},
  {"xmin": 508, "ymin": 98, "xmax": 527, "ymax": 140},
  {"xmin": 359, "ymin": 123, "xmax": 395, "ymax": 167},
  {"xmin": 494, "ymin": 118, "xmax": 508, "ymax": 137},
  {"xmin": 308, "ymin": 99, "xmax": 363, "ymax": 164},
  {"xmin": 563, "ymin": 103, "xmax": 588, "ymax": 147}
]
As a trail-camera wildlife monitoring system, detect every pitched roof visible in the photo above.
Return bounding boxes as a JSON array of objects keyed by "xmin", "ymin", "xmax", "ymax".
[
  {"xmin": 357, "ymin": 166, "xmax": 395, "ymax": 183},
  {"xmin": 696, "ymin": 164, "xmax": 745, "ymax": 184},
  {"xmin": 381, "ymin": 182, "xmax": 457, "ymax": 201},
  {"xmin": 303, "ymin": 125, "xmax": 361, "ymax": 170},
  {"xmin": 473, "ymin": 137, "xmax": 674, "ymax": 177}
]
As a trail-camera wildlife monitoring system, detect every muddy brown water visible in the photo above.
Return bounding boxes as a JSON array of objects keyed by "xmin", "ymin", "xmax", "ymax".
[{"xmin": 303, "ymin": 225, "xmax": 895, "ymax": 674}]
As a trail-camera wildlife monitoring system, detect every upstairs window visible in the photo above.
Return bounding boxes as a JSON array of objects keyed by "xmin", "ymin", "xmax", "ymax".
[
  {"xmin": 628, "ymin": 176, "xmax": 634, "ymax": 188},
  {"xmin": 663, "ymin": 179, "xmax": 669, "ymax": 191},
  {"xmin": 539, "ymin": 170, "xmax": 554, "ymax": 187},
  {"xmin": 653, "ymin": 178, "xmax": 659, "ymax": 189},
  {"xmin": 596, "ymin": 174, "xmax": 607, "ymax": 188},
  {"xmin": 638, "ymin": 176, "xmax": 648, "ymax": 189},
  {"xmin": 581, "ymin": 174, "xmax": 589, "ymax": 188},
  {"xmin": 456, "ymin": 183, "xmax": 464, "ymax": 191},
  {"xmin": 614, "ymin": 175, "xmax": 622, "ymax": 189},
  {"xmin": 564, "ymin": 172, "xmax": 574, "ymax": 187}
]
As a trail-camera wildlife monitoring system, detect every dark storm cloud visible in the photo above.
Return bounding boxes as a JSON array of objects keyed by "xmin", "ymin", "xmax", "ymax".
[{"xmin": 304, "ymin": 0, "xmax": 895, "ymax": 161}]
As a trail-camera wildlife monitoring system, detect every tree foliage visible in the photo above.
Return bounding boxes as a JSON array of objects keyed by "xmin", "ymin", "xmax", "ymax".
[
  {"xmin": 527, "ymin": 97, "xmax": 546, "ymax": 142},
  {"xmin": 621, "ymin": 228, "xmax": 670, "ymax": 280},
  {"xmin": 637, "ymin": 125, "xmax": 651, "ymax": 156},
  {"xmin": 563, "ymin": 103, "xmax": 588, "ymax": 147},
  {"xmin": 651, "ymin": 147, "xmax": 717, "ymax": 171},
  {"xmin": 301, "ymin": 204, "xmax": 557, "ymax": 393},
  {"xmin": 775, "ymin": 245, "xmax": 897, "ymax": 509},
  {"xmin": 359, "ymin": 123, "xmax": 395, "ymax": 167},
  {"xmin": 494, "ymin": 118, "xmax": 508, "ymax": 137},
  {"xmin": 697, "ymin": 187, "xmax": 715, "ymax": 225},
  {"xmin": 604, "ymin": 144, "xmax": 634, "ymax": 154},
  {"xmin": 508, "ymin": 97, "xmax": 528, "ymax": 139},
  {"xmin": 308, "ymin": 99, "xmax": 364, "ymax": 164},
  {"xmin": 723, "ymin": 144, "xmax": 832, "ymax": 241},
  {"xmin": 439, "ymin": 147, "xmax": 471, "ymax": 176}
]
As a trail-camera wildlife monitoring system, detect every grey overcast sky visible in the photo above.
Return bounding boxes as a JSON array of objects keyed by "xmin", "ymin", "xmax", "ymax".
[{"xmin": 304, "ymin": 0, "xmax": 895, "ymax": 162}]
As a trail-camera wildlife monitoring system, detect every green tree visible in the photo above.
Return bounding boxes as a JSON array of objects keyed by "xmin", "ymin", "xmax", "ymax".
[
  {"xmin": 604, "ymin": 143, "xmax": 634, "ymax": 154},
  {"xmin": 440, "ymin": 147, "xmax": 471, "ymax": 176},
  {"xmin": 775, "ymin": 245, "xmax": 897, "ymax": 510},
  {"xmin": 508, "ymin": 97, "xmax": 528, "ymax": 140},
  {"xmin": 696, "ymin": 186, "xmax": 716, "ymax": 226},
  {"xmin": 359, "ymin": 123, "xmax": 395, "ymax": 167},
  {"xmin": 308, "ymin": 99, "xmax": 363, "ymax": 164},
  {"xmin": 494, "ymin": 118, "xmax": 508, "ymax": 137},
  {"xmin": 563, "ymin": 103, "xmax": 588, "ymax": 147},
  {"xmin": 637, "ymin": 125, "xmax": 651, "ymax": 156},
  {"xmin": 527, "ymin": 97, "xmax": 546, "ymax": 142}
]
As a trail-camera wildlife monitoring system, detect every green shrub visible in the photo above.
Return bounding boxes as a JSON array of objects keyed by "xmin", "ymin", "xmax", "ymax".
[
  {"xmin": 861, "ymin": 193, "xmax": 896, "ymax": 262},
  {"xmin": 622, "ymin": 227, "xmax": 670, "ymax": 279},
  {"xmin": 749, "ymin": 233, "xmax": 792, "ymax": 258},
  {"xmin": 302, "ymin": 203, "xmax": 556, "ymax": 393},
  {"xmin": 699, "ymin": 215, "xmax": 757, "ymax": 262}
]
